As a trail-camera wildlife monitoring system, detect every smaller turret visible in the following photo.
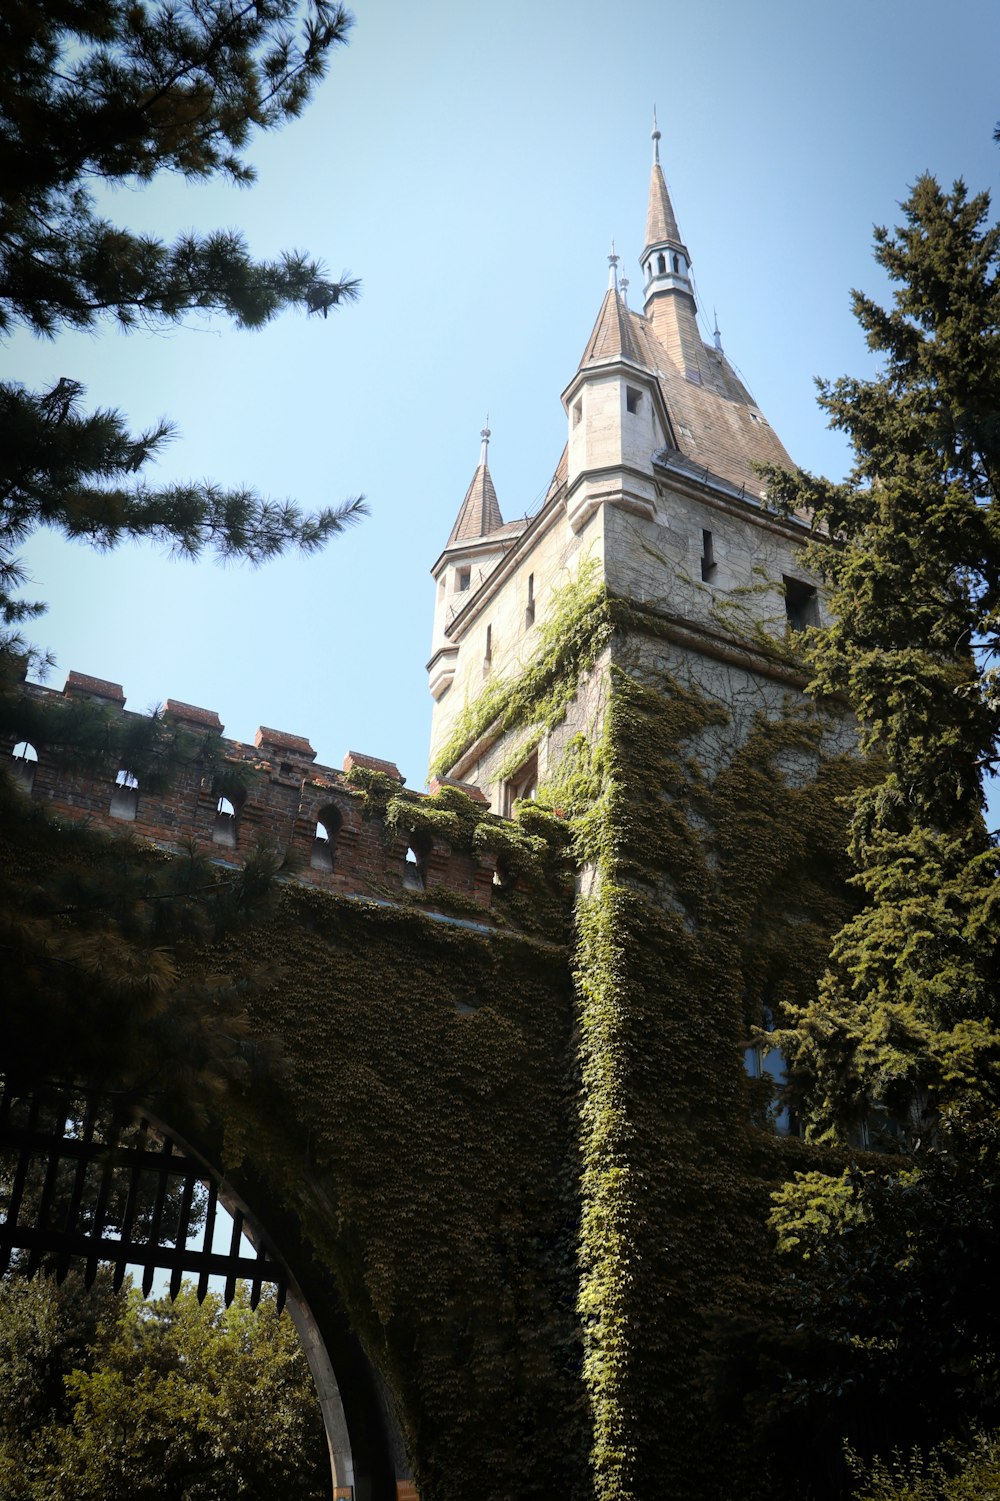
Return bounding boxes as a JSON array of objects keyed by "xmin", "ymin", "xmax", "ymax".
[{"xmin": 428, "ymin": 426, "xmax": 514, "ymax": 702}]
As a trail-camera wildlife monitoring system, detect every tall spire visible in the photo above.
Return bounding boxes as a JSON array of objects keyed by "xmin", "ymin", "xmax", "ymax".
[
  {"xmin": 446, "ymin": 425, "xmax": 504, "ymax": 545},
  {"xmin": 644, "ymin": 113, "xmax": 684, "ymax": 255},
  {"xmin": 639, "ymin": 122, "xmax": 701, "ymax": 373}
]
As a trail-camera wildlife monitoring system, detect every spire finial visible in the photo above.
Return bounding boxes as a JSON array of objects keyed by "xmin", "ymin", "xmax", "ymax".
[
  {"xmin": 607, "ymin": 240, "xmax": 619, "ymax": 291},
  {"xmin": 651, "ymin": 106, "xmax": 660, "ymax": 165},
  {"xmin": 479, "ymin": 414, "xmax": 491, "ymax": 466},
  {"xmin": 620, "ymin": 272, "xmax": 629, "ymax": 308},
  {"xmin": 712, "ymin": 310, "xmax": 722, "ymax": 351}
]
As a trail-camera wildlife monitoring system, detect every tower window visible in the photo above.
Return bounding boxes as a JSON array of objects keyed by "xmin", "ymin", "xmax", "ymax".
[
  {"xmin": 525, "ymin": 573, "xmax": 536, "ymax": 628},
  {"xmin": 625, "ymin": 386, "xmax": 641, "ymax": 415},
  {"xmin": 783, "ymin": 576, "xmax": 820, "ymax": 632},
  {"xmin": 503, "ymin": 751, "xmax": 538, "ymax": 818},
  {"xmin": 483, "ymin": 623, "xmax": 493, "ymax": 676},
  {"xmin": 572, "ymin": 399, "xmax": 583, "ymax": 427},
  {"xmin": 700, "ymin": 530, "xmax": 717, "ymax": 582},
  {"xmin": 456, "ymin": 567, "xmax": 471, "ymax": 592},
  {"xmin": 672, "ymin": 253, "xmax": 680, "ymax": 273},
  {"xmin": 657, "ymin": 253, "xmax": 666, "ymax": 274}
]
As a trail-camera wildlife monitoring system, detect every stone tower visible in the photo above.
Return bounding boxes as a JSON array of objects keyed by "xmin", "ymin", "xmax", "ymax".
[
  {"xmin": 427, "ymin": 120, "xmax": 825, "ymax": 802},
  {"xmin": 425, "ymin": 124, "xmax": 855, "ymax": 1501}
]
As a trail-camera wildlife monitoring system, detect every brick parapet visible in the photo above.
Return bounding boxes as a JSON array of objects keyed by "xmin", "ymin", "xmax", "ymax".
[{"xmin": 3, "ymin": 675, "xmax": 518, "ymax": 920}]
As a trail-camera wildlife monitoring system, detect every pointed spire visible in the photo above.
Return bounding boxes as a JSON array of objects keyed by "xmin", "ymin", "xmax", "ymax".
[
  {"xmin": 447, "ymin": 425, "xmax": 504, "ymax": 545},
  {"xmin": 607, "ymin": 242, "xmax": 619, "ymax": 291},
  {"xmin": 645, "ymin": 148, "xmax": 684, "ymax": 253},
  {"xmin": 712, "ymin": 310, "xmax": 723, "ymax": 351}
]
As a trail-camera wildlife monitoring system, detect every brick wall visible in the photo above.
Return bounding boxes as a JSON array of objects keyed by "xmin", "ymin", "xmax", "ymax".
[{"xmin": 4, "ymin": 672, "xmax": 504, "ymax": 917}]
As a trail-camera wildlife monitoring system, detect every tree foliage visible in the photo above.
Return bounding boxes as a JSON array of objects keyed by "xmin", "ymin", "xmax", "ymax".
[
  {"xmin": 0, "ymin": 0, "xmax": 366, "ymax": 661},
  {"xmin": 0, "ymin": 1273, "xmax": 328, "ymax": 1501},
  {"xmin": 751, "ymin": 173, "xmax": 1000, "ymax": 1486}
]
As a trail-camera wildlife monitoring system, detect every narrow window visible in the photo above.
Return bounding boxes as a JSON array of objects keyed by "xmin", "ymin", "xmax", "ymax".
[
  {"xmin": 743, "ymin": 1044, "xmax": 796, "ymax": 1136},
  {"xmin": 672, "ymin": 253, "xmax": 680, "ymax": 273},
  {"xmin": 700, "ymin": 529, "xmax": 717, "ymax": 582},
  {"xmin": 503, "ymin": 751, "xmax": 538, "ymax": 818},
  {"xmin": 110, "ymin": 767, "xmax": 139, "ymax": 821},
  {"xmin": 783, "ymin": 576, "xmax": 820, "ymax": 632},
  {"xmin": 213, "ymin": 793, "xmax": 241, "ymax": 847},
  {"xmin": 657, "ymin": 253, "xmax": 666, "ymax": 274},
  {"xmin": 525, "ymin": 573, "xmax": 536, "ymax": 629},
  {"xmin": 10, "ymin": 740, "xmax": 37, "ymax": 794},
  {"xmin": 311, "ymin": 805, "xmax": 342, "ymax": 872},
  {"xmin": 572, "ymin": 399, "xmax": 583, "ymax": 428},
  {"xmin": 402, "ymin": 830, "xmax": 432, "ymax": 891},
  {"xmin": 483, "ymin": 623, "xmax": 492, "ymax": 676},
  {"xmin": 456, "ymin": 567, "xmax": 471, "ymax": 592},
  {"xmin": 625, "ymin": 386, "xmax": 641, "ymax": 415}
]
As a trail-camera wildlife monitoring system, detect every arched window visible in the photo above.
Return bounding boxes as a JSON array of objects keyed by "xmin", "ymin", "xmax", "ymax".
[
  {"xmin": 402, "ymin": 830, "xmax": 432, "ymax": 891},
  {"xmin": 10, "ymin": 740, "xmax": 37, "ymax": 793},
  {"xmin": 311, "ymin": 805, "xmax": 342, "ymax": 872},
  {"xmin": 110, "ymin": 767, "xmax": 139, "ymax": 821},
  {"xmin": 657, "ymin": 253, "xmax": 666, "ymax": 274},
  {"xmin": 672, "ymin": 253, "xmax": 680, "ymax": 273},
  {"xmin": 213, "ymin": 790, "xmax": 244, "ymax": 847}
]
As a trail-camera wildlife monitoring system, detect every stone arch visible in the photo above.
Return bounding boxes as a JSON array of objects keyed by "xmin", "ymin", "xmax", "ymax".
[{"xmin": 0, "ymin": 1079, "xmax": 406, "ymax": 1501}]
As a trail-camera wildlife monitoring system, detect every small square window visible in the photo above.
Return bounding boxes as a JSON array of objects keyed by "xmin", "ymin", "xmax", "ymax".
[
  {"xmin": 626, "ymin": 386, "xmax": 641, "ymax": 415},
  {"xmin": 456, "ymin": 567, "xmax": 471, "ymax": 592},
  {"xmin": 572, "ymin": 400, "xmax": 583, "ymax": 427}
]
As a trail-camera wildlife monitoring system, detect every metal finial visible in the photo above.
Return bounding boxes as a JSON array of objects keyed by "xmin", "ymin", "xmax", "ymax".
[
  {"xmin": 480, "ymin": 415, "xmax": 491, "ymax": 465},
  {"xmin": 620, "ymin": 273, "xmax": 629, "ymax": 307},
  {"xmin": 652, "ymin": 106, "xmax": 661, "ymax": 164},
  {"xmin": 607, "ymin": 240, "xmax": 619, "ymax": 291},
  {"xmin": 712, "ymin": 310, "xmax": 722, "ymax": 352}
]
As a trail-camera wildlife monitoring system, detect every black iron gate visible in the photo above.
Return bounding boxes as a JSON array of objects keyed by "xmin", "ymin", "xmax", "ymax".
[{"xmin": 0, "ymin": 1077, "xmax": 286, "ymax": 1306}]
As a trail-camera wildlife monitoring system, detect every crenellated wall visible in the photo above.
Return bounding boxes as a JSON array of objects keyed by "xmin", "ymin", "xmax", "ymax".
[{"xmin": 4, "ymin": 668, "xmax": 507, "ymax": 918}]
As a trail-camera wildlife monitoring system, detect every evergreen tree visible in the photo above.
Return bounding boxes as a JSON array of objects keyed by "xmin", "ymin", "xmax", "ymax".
[
  {"xmin": 754, "ymin": 174, "xmax": 1000, "ymax": 1484},
  {"xmin": 0, "ymin": 0, "xmax": 366, "ymax": 663}
]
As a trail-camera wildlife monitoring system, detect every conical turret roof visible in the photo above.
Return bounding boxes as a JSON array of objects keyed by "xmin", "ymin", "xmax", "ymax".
[
  {"xmin": 578, "ymin": 285, "xmax": 645, "ymax": 369},
  {"xmin": 447, "ymin": 430, "xmax": 504, "ymax": 545}
]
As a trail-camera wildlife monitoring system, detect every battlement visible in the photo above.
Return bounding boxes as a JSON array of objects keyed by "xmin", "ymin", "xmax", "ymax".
[{"xmin": 3, "ymin": 671, "xmax": 514, "ymax": 920}]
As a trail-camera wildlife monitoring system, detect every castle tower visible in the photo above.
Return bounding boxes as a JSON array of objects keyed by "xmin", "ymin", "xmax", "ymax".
[
  {"xmin": 425, "ymin": 128, "xmax": 852, "ymax": 1501},
  {"xmin": 427, "ymin": 126, "xmax": 825, "ymax": 798}
]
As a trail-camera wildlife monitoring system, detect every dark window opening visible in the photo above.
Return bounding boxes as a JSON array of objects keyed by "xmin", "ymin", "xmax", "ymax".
[
  {"xmin": 657, "ymin": 253, "xmax": 666, "ymax": 274},
  {"xmin": 457, "ymin": 567, "xmax": 471, "ymax": 592},
  {"xmin": 625, "ymin": 386, "xmax": 641, "ymax": 415},
  {"xmin": 672, "ymin": 253, "xmax": 680, "ymax": 273},
  {"xmin": 483, "ymin": 623, "xmax": 493, "ymax": 676},
  {"xmin": 311, "ymin": 805, "xmax": 342, "ymax": 872},
  {"xmin": 783, "ymin": 576, "xmax": 820, "ymax": 632},
  {"xmin": 700, "ymin": 529, "xmax": 717, "ymax": 582},
  {"xmin": 525, "ymin": 573, "xmax": 536, "ymax": 628}
]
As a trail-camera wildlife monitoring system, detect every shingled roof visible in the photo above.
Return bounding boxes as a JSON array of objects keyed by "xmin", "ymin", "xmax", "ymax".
[
  {"xmin": 447, "ymin": 455, "xmax": 504, "ymax": 545},
  {"xmin": 578, "ymin": 285, "xmax": 644, "ymax": 368},
  {"xmin": 645, "ymin": 160, "xmax": 685, "ymax": 252}
]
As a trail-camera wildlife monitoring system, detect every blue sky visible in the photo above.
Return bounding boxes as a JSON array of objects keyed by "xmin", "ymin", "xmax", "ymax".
[{"xmin": 11, "ymin": 0, "xmax": 1000, "ymax": 792}]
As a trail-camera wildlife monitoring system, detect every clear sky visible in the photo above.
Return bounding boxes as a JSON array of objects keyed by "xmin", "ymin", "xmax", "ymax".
[{"xmin": 10, "ymin": 0, "xmax": 1000, "ymax": 791}]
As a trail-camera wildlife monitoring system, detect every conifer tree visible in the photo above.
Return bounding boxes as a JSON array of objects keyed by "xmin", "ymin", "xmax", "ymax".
[
  {"xmin": 754, "ymin": 174, "xmax": 1000, "ymax": 1480},
  {"xmin": 0, "ymin": 0, "xmax": 366, "ymax": 662}
]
